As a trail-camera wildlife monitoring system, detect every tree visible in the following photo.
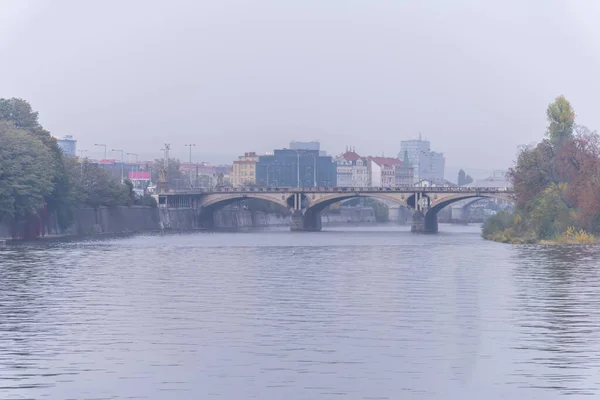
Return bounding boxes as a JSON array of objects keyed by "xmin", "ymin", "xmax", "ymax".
[
  {"xmin": 546, "ymin": 95, "xmax": 575, "ymax": 146},
  {"xmin": 485, "ymin": 96, "xmax": 600, "ymax": 241},
  {"xmin": 0, "ymin": 98, "xmax": 40, "ymax": 129},
  {"xmin": 457, "ymin": 169, "xmax": 474, "ymax": 186},
  {"xmin": 509, "ymin": 140, "xmax": 559, "ymax": 210},
  {"xmin": 0, "ymin": 121, "xmax": 54, "ymax": 223},
  {"xmin": 0, "ymin": 97, "xmax": 75, "ymax": 228}
]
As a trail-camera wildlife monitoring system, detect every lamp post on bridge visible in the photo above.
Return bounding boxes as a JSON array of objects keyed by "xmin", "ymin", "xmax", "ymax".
[
  {"xmin": 185, "ymin": 144, "xmax": 196, "ymax": 188},
  {"xmin": 94, "ymin": 143, "xmax": 107, "ymax": 159}
]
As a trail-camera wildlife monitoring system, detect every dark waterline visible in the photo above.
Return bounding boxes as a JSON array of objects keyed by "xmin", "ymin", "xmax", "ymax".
[{"xmin": 1, "ymin": 224, "xmax": 599, "ymax": 399}]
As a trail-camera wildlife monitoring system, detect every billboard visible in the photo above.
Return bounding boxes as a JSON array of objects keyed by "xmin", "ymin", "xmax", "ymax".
[{"xmin": 128, "ymin": 171, "xmax": 151, "ymax": 181}]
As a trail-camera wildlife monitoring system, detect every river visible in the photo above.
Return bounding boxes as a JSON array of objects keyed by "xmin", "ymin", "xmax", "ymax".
[{"xmin": 1, "ymin": 224, "xmax": 599, "ymax": 399}]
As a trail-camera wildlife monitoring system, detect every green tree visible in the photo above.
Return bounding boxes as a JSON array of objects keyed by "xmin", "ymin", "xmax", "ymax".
[
  {"xmin": 458, "ymin": 169, "xmax": 474, "ymax": 186},
  {"xmin": 546, "ymin": 95, "xmax": 575, "ymax": 146},
  {"xmin": 0, "ymin": 98, "xmax": 39, "ymax": 129},
  {"xmin": 0, "ymin": 121, "xmax": 54, "ymax": 223},
  {"xmin": 0, "ymin": 97, "xmax": 75, "ymax": 228},
  {"xmin": 527, "ymin": 183, "xmax": 572, "ymax": 239}
]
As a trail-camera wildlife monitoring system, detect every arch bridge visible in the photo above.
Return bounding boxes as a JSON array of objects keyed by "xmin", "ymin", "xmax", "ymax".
[{"xmin": 157, "ymin": 186, "xmax": 513, "ymax": 233}]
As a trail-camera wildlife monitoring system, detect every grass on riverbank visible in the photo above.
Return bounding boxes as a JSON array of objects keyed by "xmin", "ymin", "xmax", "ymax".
[{"xmin": 484, "ymin": 225, "xmax": 595, "ymax": 245}]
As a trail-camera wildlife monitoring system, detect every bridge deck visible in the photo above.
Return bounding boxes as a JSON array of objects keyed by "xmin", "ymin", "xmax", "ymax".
[{"xmin": 161, "ymin": 186, "xmax": 512, "ymax": 195}]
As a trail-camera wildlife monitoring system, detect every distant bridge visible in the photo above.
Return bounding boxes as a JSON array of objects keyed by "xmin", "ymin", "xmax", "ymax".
[{"xmin": 157, "ymin": 186, "xmax": 513, "ymax": 233}]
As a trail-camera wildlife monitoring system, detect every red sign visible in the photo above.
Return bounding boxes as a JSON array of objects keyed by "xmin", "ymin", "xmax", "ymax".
[{"xmin": 128, "ymin": 171, "xmax": 151, "ymax": 181}]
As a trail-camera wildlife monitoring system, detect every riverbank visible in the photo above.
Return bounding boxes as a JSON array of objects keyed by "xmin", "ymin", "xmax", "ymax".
[
  {"xmin": 1, "ymin": 206, "xmax": 385, "ymax": 241},
  {"xmin": 483, "ymin": 226, "xmax": 595, "ymax": 245}
]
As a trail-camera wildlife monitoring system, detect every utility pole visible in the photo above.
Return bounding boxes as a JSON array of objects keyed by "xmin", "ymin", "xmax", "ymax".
[
  {"xmin": 94, "ymin": 143, "xmax": 107, "ymax": 159},
  {"xmin": 185, "ymin": 144, "xmax": 196, "ymax": 188},
  {"xmin": 111, "ymin": 148, "xmax": 124, "ymax": 182}
]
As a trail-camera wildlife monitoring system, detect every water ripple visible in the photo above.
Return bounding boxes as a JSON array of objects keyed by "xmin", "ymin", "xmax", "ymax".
[{"xmin": 1, "ymin": 225, "xmax": 600, "ymax": 399}]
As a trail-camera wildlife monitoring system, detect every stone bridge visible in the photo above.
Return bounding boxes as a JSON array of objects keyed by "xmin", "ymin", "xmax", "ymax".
[{"xmin": 157, "ymin": 187, "xmax": 513, "ymax": 233}]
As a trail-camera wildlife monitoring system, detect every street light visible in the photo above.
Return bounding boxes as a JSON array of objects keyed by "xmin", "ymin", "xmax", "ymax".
[
  {"xmin": 94, "ymin": 143, "xmax": 107, "ymax": 159},
  {"xmin": 127, "ymin": 152, "xmax": 139, "ymax": 163},
  {"xmin": 111, "ymin": 148, "xmax": 124, "ymax": 182},
  {"xmin": 185, "ymin": 144, "xmax": 196, "ymax": 188}
]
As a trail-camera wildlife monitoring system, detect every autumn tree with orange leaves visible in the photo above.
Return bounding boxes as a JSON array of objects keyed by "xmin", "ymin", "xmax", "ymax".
[{"xmin": 484, "ymin": 95, "xmax": 600, "ymax": 241}]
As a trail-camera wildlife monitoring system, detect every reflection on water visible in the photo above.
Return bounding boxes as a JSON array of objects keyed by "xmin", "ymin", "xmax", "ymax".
[
  {"xmin": 511, "ymin": 245, "xmax": 600, "ymax": 396},
  {"xmin": 1, "ymin": 225, "xmax": 600, "ymax": 399}
]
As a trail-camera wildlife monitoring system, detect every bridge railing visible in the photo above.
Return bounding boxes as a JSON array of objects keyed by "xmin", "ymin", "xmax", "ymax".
[{"xmin": 163, "ymin": 186, "xmax": 513, "ymax": 195}]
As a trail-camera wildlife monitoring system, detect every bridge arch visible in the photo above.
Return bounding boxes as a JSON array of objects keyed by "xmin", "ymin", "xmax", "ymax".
[
  {"xmin": 198, "ymin": 192, "xmax": 290, "ymax": 209},
  {"xmin": 196, "ymin": 192, "xmax": 291, "ymax": 229},
  {"xmin": 306, "ymin": 192, "xmax": 409, "ymax": 212},
  {"xmin": 422, "ymin": 192, "xmax": 514, "ymax": 233}
]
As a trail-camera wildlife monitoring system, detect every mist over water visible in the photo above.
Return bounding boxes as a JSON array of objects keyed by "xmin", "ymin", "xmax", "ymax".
[{"xmin": 1, "ymin": 225, "xmax": 600, "ymax": 399}]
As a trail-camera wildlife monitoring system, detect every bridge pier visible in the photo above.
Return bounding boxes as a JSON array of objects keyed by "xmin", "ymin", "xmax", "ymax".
[
  {"xmin": 411, "ymin": 210, "xmax": 438, "ymax": 233},
  {"xmin": 198, "ymin": 208, "xmax": 215, "ymax": 229},
  {"xmin": 291, "ymin": 210, "xmax": 322, "ymax": 232}
]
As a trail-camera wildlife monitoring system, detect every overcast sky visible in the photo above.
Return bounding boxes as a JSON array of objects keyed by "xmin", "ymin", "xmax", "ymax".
[{"xmin": 2, "ymin": 0, "xmax": 600, "ymax": 178}]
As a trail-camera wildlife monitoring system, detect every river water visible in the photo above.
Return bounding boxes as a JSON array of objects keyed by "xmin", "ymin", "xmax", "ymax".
[{"xmin": 1, "ymin": 224, "xmax": 600, "ymax": 399}]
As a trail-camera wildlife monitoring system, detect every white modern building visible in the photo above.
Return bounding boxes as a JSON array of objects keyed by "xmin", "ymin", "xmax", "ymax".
[
  {"xmin": 399, "ymin": 137, "xmax": 445, "ymax": 184},
  {"xmin": 367, "ymin": 157, "xmax": 406, "ymax": 187},
  {"xmin": 468, "ymin": 170, "xmax": 511, "ymax": 188},
  {"xmin": 57, "ymin": 135, "xmax": 77, "ymax": 156}
]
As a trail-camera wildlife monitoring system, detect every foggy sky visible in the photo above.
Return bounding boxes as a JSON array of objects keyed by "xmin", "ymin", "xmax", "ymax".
[{"xmin": 2, "ymin": 0, "xmax": 600, "ymax": 178}]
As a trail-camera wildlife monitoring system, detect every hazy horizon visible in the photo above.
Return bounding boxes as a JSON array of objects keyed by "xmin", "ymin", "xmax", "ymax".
[{"xmin": 2, "ymin": 0, "xmax": 600, "ymax": 179}]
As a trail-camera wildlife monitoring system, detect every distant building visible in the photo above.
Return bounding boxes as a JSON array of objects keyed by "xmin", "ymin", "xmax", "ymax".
[
  {"xmin": 231, "ymin": 152, "xmax": 259, "ymax": 187},
  {"xmin": 367, "ymin": 157, "xmax": 410, "ymax": 187},
  {"xmin": 290, "ymin": 141, "xmax": 320, "ymax": 151},
  {"xmin": 57, "ymin": 135, "xmax": 77, "ymax": 156},
  {"xmin": 414, "ymin": 179, "xmax": 456, "ymax": 188},
  {"xmin": 334, "ymin": 149, "xmax": 368, "ymax": 187},
  {"xmin": 399, "ymin": 137, "xmax": 445, "ymax": 184},
  {"xmin": 394, "ymin": 163, "xmax": 414, "ymax": 186},
  {"xmin": 335, "ymin": 157, "xmax": 354, "ymax": 187},
  {"xmin": 256, "ymin": 148, "xmax": 336, "ymax": 187},
  {"xmin": 469, "ymin": 170, "xmax": 511, "ymax": 188}
]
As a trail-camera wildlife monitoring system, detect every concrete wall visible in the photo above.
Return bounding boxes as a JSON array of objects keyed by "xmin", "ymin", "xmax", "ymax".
[
  {"xmin": 68, "ymin": 207, "xmax": 161, "ymax": 235},
  {"xmin": 1, "ymin": 206, "xmax": 161, "ymax": 239},
  {"xmin": 0, "ymin": 205, "xmax": 385, "ymax": 240},
  {"xmin": 322, "ymin": 206, "xmax": 376, "ymax": 225},
  {"xmin": 158, "ymin": 208, "xmax": 290, "ymax": 231}
]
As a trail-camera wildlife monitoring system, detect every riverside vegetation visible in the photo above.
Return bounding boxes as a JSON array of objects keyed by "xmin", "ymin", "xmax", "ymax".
[
  {"xmin": 0, "ymin": 98, "xmax": 156, "ymax": 239},
  {"xmin": 483, "ymin": 95, "xmax": 599, "ymax": 244}
]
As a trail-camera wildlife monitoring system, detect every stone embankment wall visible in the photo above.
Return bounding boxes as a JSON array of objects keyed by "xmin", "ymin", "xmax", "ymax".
[
  {"xmin": 158, "ymin": 208, "xmax": 290, "ymax": 230},
  {"xmin": 0, "ymin": 206, "xmax": 161, "ymax": 239},
  {"xmin": 67, "ymin": 207, "xmax": 161, "ymax": 235},
  {"xmin": 0, "ymin": 205, "xmax": 390, "ymax": 240}
]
